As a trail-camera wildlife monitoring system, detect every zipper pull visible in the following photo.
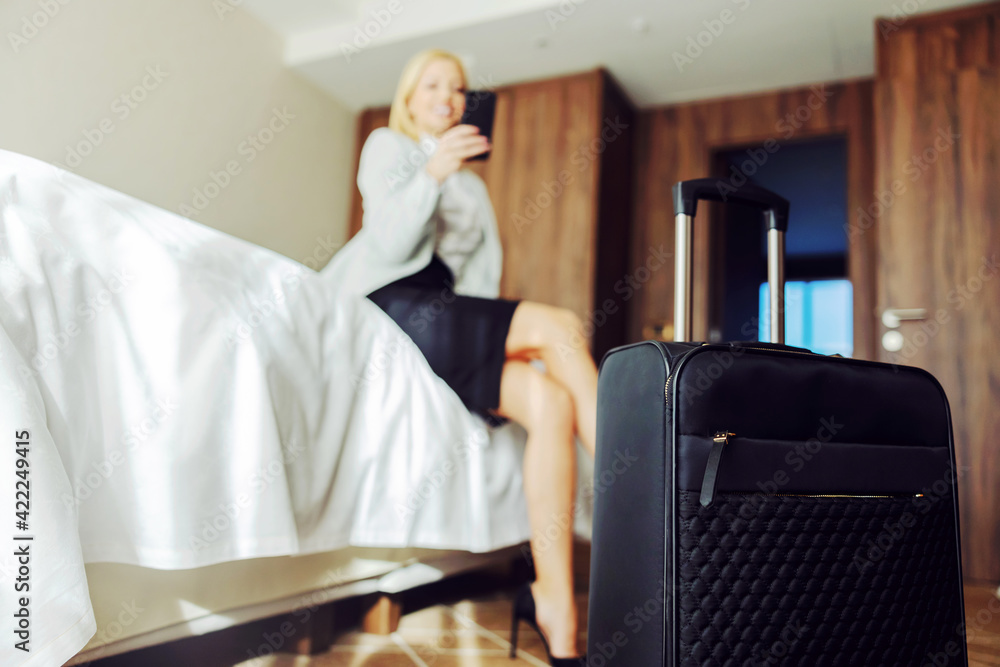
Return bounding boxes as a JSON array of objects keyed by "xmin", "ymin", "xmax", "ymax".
[{"xmin": 700, "ymin": 431, "xmax": 734, "ymax": 508}]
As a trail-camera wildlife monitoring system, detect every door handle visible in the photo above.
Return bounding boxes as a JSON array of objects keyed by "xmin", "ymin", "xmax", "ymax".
[{"xmin": 881, "ymin": 307, "xmax": 928, "ymax": 329}]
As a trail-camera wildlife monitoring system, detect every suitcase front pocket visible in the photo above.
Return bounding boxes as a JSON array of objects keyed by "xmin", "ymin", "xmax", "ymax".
[
  {"xmin": 674, "ymin": 489, "xmax": 963, "ymax": 666},
  {"xmin": 692, "ymin": 431, "xmax": 948, "ymax": 507}
]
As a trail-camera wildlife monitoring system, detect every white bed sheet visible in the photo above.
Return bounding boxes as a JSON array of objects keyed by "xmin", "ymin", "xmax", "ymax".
[{"xmin": 0, "ymin": 149, "xmax": 578, "ymax": 666}]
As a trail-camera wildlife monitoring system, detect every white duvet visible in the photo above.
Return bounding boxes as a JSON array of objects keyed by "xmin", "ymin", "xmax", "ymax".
[{"xmin": 0, "ymin": 149, "xmax": 552, "ymax": 666}]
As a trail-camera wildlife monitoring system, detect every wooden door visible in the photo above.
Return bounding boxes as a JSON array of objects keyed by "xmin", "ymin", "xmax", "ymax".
[{"xmin": 875, "ymin": 6, "xmax": 1000, "ymax": 584}]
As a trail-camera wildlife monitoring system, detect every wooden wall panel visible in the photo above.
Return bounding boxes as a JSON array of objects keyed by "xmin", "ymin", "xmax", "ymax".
[
  {"xmin": 876, "ymin": 1, "xmax": 1000, "ymax": 585},
  {"xmin": 347, "ymin": 108, "xmax": 390, "ymax": 239},
  {"xmin": 494, "ymin": 73, "xmax": 601, "ymax": 316},
  {"xmin": 630, "ymin": 81, "xmax": 876, "ymax": 359},
  {"xmin": 876, "ymin": 2, "xmax": 1000, "ymax": 77},
  {"xmin": 592, "ymin": 74, "xmax": 636, "ymax": 360}
]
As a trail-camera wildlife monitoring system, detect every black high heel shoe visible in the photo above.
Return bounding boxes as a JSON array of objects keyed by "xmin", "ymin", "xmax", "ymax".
[{"xmin": 509, "ymin": 582, "xmax": 588, "ymax": 666}]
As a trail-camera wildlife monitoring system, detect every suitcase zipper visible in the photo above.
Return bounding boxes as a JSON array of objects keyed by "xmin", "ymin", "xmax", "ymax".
[
  {"xmin": 663, "ymin": 344, "xmax": 815, "ymax": 406},
  {"xmin": 728, "ymin": 492, "xmax": 924, "ymax": 498},
  {"xmin": 733, "ymin": 345, "xmax": 819, "ymax": 357},
  {"xmin": 699, "ymin": 431, "xmax": 733, "ymax": 507}
]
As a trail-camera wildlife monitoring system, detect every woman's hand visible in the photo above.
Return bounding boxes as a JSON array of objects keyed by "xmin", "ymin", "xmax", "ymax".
[{"xmin": 424, "ymin": 125, "xmax": 490, "ymax": 183}]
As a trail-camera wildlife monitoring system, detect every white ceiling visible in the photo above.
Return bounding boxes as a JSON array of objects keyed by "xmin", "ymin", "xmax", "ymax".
[{"xmin": 239, "ymin": 0, "xmax": 981, "ymax": 111}]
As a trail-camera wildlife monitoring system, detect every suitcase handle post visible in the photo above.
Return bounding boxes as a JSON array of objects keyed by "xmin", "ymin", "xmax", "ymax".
[{"xmin": 671, "ymin": 178, "xmax": 790, "ymax": 344}]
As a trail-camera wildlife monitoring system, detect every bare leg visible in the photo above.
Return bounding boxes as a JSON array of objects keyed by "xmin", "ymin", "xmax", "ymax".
[
  {"xmin": 505, "ymin": 301, "xmax": 599, "ymax": 459},
  {"xmin": 494, "ymin": 359, "xmax": 581, "ymax": 659}
]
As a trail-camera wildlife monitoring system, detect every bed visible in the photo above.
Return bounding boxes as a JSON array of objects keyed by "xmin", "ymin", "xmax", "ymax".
[{"xmin": 0, "ymin": 149, "xmax": 593, "ymax": 666}]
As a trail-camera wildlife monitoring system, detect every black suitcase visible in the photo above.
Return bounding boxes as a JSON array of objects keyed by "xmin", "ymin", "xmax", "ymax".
[{"xmin": 587, "ymin": 179, "xmax": 968, "ymax": 666}]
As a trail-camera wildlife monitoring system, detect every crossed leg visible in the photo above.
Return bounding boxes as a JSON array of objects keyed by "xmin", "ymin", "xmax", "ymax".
[
  {"xmin": 500, "ymin": 301, "xmax": 598, "ymax": 458},
  {"xmin": 490, "ymin": 301, "xmax": 600, "ymax": 659}
]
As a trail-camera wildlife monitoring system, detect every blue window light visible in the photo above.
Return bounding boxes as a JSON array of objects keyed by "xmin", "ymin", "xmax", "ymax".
[{"xmin": 759, "ymin": 280, "xmax": 853, "ymax": 357}]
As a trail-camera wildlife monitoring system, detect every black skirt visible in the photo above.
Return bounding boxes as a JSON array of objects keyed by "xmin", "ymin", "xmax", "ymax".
[{"xmin": 366, "ymin": 254, "xmax": 520, "ymax": 427}]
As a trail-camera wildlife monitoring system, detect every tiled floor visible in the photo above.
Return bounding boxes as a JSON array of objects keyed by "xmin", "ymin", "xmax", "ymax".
[
  {"xmin": 234, "ymin": 584, "xmax": 1000, "ymax": 667},
  {"xmin": 235, "ymin": 586, "xmax": 588, "ymax": 666},
  {"xmin": 966, "ymin": 585, "xmax": 1000, "ymax": 667}
]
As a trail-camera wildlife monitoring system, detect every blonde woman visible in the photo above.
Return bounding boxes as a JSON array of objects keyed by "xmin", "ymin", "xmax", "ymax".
[{"xmin": 324, "ymin": 49, "xmax": 596, "ymax": 664}]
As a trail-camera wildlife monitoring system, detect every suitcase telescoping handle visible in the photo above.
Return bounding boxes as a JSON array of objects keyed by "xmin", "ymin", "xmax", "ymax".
[{"xmin": 671, "ymin": 178, "xmax": 791, "ymax": 344}]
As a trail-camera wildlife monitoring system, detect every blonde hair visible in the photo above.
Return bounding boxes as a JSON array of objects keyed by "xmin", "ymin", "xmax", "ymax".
[{"xmin": 388, "ymin": 49, "xmax": 468, "ymax": 141}]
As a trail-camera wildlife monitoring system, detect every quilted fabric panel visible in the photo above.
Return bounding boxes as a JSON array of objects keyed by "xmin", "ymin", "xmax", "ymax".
[{"xmin": 676, "ymin": 491, "xmax": 964, "ymax": 666}]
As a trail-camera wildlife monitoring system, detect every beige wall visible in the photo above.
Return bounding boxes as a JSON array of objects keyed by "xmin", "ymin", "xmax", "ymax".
[{"xmin": 0, "ymin": 0, "xmax": 355, "ymax": 266}]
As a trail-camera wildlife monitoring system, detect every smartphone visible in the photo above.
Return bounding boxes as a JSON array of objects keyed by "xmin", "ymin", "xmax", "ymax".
[{"xmin": 460, "ymin": 90, "xmax": 496, "ymax": 161}]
